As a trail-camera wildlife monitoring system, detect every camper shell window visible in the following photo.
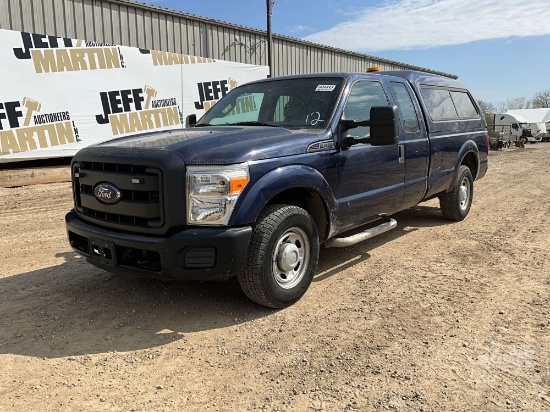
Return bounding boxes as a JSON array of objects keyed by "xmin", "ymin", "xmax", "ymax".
[
  {"xmin": 420, "ymin": 88, "xmax": 456, "ymax": 120},
  {"xmin": 420, "ymin": 87, "xmax": 480, "ymax": 121},
  {"xmin": 450, "ymin": 91, "xmax": 478, "ymax": 118}
]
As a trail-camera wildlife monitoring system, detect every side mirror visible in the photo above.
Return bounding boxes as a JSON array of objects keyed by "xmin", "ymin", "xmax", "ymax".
[
  {"xmin": 341, "ymin": 105, "xmax": 399, "ymax": 147},
  {"xmin": 369, "ymin": 106, "xmax": 399, "ymax": 146},
  {"xmin": 186, "ymin": 114, "xmax": 197, "ymax": 127}
]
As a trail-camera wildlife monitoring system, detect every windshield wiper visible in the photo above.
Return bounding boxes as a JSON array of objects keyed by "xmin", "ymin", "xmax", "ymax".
[
  {"xmin": 227, "ymin": 121, "xmax": 280, "ymax": 127},
  {"xmin": 194, "ymin": 121, "xmax": 280, "ymax": 127}
]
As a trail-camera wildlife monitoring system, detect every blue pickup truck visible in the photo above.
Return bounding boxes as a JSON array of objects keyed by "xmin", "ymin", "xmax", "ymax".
[{"xmin": 66, "ymin": 70, "xmax": 489, "ymax": 308}]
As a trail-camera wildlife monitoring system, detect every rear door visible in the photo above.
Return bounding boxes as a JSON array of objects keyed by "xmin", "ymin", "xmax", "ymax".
[{"xmin": 388, "ymin": 80, "xmax": 430, "ymax": 207}]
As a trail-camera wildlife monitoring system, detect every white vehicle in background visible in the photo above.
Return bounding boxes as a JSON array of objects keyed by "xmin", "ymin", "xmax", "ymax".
[
  {"xmin": 493, "ymin": 113, "xmax": 542, "ymax": 144},
  {"xmin": 502, "ymin": 108, "xmax": 550, "ymax": 143}
]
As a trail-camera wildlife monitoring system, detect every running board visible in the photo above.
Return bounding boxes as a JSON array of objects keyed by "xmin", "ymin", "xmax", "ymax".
[{"xmin": 325, "ymin": 218, "xmax": 397, "ymax": 248}]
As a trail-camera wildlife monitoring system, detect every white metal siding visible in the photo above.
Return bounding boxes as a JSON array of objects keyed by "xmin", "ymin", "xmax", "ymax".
[{"xmin": 0, "ymin": 0, "xmax": 456, "ymax": 78}]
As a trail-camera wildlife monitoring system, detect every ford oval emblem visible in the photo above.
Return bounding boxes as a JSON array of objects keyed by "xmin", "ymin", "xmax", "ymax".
[{"xmin": 94, "ymin": 183, "xmax": 122, "ymax": 204}]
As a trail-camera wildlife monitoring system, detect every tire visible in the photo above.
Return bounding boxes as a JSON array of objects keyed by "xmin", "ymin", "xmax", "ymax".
[
  {"xmin": 520, "ymin": 137, "xmax": 528, "ymax": 144},
  {"xmin": 439, "ymin": 165, "xmax": 474, "ymax": 221},
  {"xmin": 238, "ymin": 204, "xmax": 320, "ymax": 308}
]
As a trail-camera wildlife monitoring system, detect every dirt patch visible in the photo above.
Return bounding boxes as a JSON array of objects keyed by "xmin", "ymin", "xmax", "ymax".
[{"xmin": 1, "ymin": 145, "xmax": 549, "ymax": 411}]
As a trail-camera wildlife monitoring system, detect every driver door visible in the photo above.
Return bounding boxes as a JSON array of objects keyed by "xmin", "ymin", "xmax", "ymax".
[{"xmin": 336, "ymin": 80, "xmax": 405, "ymax": 231}]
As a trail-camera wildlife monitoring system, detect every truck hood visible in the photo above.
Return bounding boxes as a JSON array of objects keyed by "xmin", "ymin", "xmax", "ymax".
[{"xmin": 94, "ymin": 126, "xmax": 324, "ymax": 164}]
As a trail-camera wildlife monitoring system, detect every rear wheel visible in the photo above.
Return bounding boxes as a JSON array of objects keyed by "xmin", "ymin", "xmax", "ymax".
[
  {"xmin": 238, "ymin": 204, "xmax": 319, "ymax": 308},
  {"xmin": 439, "ymin": 165, "xmax": 474, "ymax": 221}
]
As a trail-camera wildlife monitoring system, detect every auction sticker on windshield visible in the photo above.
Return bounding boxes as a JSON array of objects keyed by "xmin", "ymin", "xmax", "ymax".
[{"xmin": 315, "ymin": 85, "xmax": 336, "ymax": 92}]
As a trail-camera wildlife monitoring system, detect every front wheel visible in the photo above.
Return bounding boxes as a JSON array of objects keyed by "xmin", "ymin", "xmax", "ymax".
[
  {"xmin": 238, "ymin": 204, "xmax": 319, "ymax": 308},
  {"xmin": 439, "ymin": 165, "xmax": 474, "ymax": 221}
]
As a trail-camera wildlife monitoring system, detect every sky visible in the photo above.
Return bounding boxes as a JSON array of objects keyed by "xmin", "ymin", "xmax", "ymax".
[{"xmin": 147, "ymin": 0, "xmax": 550, "ymax": 106}]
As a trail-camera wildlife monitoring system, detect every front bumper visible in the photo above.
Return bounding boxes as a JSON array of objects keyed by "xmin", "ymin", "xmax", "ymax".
[{"xmin": 65, "ymin": 210, "xmax": 252, "ymax": 281}]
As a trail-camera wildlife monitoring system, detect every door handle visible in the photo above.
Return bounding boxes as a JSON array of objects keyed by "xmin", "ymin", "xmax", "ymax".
[{"xmin": 398, "ymin": 144, "xmax": 405, "ymax": 164}]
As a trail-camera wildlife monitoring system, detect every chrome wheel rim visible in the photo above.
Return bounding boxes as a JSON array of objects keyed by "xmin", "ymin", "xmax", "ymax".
[
  {"xmin": 458, "ymin": 177, "xmax": 471, "ymax": 211},
  {"xmin": 272, "ymin": 227, "xmax": 310, "ymax": 289}
]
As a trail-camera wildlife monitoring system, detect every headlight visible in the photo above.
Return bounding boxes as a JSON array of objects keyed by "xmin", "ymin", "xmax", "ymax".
[{"xmin": 186, "ymin": 163, "xmax": 249, "ymax": 226}]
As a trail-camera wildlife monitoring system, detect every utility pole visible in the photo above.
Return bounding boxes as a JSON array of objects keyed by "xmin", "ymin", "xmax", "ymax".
[{"xmin": 266, "ymin": 0, "xmax": 274, "ymax": 77}]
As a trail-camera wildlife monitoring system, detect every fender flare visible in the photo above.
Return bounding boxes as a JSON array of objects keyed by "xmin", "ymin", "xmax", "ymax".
[
  {"xmin": 230, "ymin": 165, "xmax": 337, "ymax": 227},
  {"xmin": 452, "ymin": 139, "xmax": 480, "ymax": 179}
]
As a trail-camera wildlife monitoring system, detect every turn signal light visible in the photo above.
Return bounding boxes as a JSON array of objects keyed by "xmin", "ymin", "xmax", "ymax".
[{"xmin": 230, "ymin": 176, "xmax": 249, "ymax": 194}]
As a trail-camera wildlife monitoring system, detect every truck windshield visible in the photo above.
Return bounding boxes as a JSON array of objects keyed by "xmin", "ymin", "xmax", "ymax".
[
  {"xmin": 195, "ymin": 77, "xmax": 344, "ymax": 130},
  {"xmin": 519, "ymin": 123, "xmax": 530, "ymax": 129}
]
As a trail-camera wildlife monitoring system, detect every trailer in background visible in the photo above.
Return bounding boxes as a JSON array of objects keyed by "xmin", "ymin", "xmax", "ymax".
[
  {"xmin": 493, "ymin": 113, "xmax": 542, "ymax": 144},
  {"xmin": 487, "ymin": 125, "xmax": 525, "ymax": 149},
  {"xmin": 503, "ymin": 108, "xmax": 550, "ymax": 142}
]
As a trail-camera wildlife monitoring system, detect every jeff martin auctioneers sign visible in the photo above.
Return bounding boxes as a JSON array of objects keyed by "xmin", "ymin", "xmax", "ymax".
[{"xmin": 0, "ymin": 29, "xmax": 268, "ymax": 162}]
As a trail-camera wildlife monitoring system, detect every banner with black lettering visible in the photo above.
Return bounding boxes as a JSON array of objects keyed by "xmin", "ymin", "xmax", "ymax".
[{"xmin": 0, "ymin": 29, "xmax": 269, "ymax": 162}]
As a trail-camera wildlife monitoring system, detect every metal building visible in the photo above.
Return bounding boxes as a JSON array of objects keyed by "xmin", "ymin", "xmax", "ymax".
[{"xmin": 0, "ymin": 0, "xmax": 456, "ymax": 78}]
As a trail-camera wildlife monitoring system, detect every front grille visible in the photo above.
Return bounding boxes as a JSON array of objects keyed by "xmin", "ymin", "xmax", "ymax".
[{"xmin": 73, "ymin": 161, "xmax": 164, "ymax": 229}]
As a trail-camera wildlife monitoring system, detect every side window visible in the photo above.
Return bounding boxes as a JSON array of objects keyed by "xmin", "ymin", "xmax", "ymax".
[
  {"xmin": 390, "ymin": 82, "xmax": 420, "ymax": 133},
  {"xmin": 450, "ymin": 91, "xmax": 479, "ymax": 118},
  {"xmin": 512, "ymin": 123, "xmax": 519, "ymax": 130},
  {"xmin": 343, "ymin": 81, "xmax": 389, "ymax": 138},
  {"xmin": 420, "ymin": 88, "xmax": 458, "ymax": 120}
]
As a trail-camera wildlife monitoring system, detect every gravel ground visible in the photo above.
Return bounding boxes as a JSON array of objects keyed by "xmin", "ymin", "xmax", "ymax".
[{"xmin": 0, "ymin": 144, "xmax": 549, "ymax": 411}]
